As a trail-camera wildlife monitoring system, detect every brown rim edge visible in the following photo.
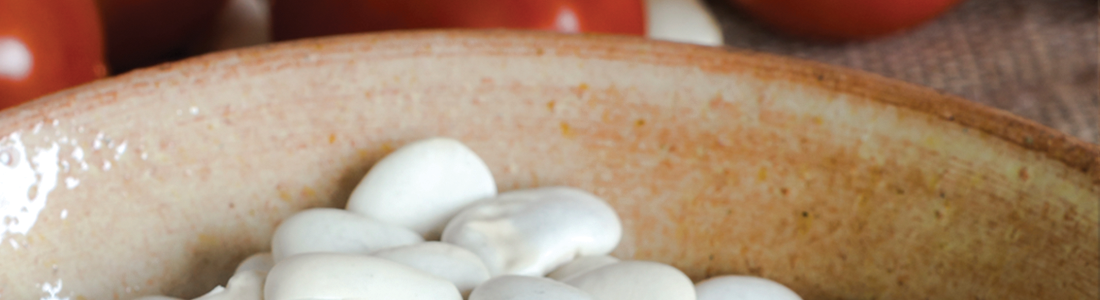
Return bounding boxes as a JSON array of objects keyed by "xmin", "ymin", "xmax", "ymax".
[{"xmin": 5, "ymin": 29, "xmax": 1098, "ymax": 183}]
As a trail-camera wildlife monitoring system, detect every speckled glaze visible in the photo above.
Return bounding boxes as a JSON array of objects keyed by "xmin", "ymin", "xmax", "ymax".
[{"xmin": 0, "ymin": 30, "xmax": 1096, "ymax": 300}]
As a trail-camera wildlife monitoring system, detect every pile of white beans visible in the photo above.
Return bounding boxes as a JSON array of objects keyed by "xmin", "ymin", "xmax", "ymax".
[{"xmin": 138, "ymin": 138, "xmax": 801, "ymax": 300}]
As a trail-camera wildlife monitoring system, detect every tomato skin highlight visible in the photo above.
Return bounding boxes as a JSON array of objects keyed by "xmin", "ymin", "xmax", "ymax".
[
  {"xmin": 729, "ymin": 0, "xmax": 965, "ymax": 40},
  {"xmin": 271, "ymin": 0, "xmax": 646, "ymax": 41},
  {"xmin": 0, "ymin": 0, "xmax": 106, "ymax": 109},
  {"xmin": 96, "ymin": 0, "xmax": 230, "ymax": 71}
]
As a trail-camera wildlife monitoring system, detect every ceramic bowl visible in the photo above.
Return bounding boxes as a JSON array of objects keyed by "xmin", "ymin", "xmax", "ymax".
[{"xmin": 1, "ymin": 30, "xmax": 1096, "ymax": 299}]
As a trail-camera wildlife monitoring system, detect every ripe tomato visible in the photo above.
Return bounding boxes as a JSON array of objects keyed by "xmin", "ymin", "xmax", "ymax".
[
  {"xmin": 96, "ymin": 0, "xmax": 229, "ymax": 71},
  {"xmin": 271, "ymin": 0, "xmax": 646, "ymax": 41},
  {"xmin": 729, "ymin": 0, "xmax": 964, "ymax": 40},
  {"xmin": 0, "ymin": 0, "xmax": 106, "ymax": 109}
]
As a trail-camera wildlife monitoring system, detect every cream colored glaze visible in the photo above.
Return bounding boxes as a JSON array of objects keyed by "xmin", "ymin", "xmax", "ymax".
[
  {"xmin": 135, "ymin": 271, "xmax": 266, "ymax": 300},
  {"xmin": 0, "ymin": 31, "xmax": 1095, "ymax": 299},
  {"xmin": 469, "ymin": 275, "xmax": 595, "ymax": 300},
  {"xmin": 695, "ymin": 275, "xmax": 802, "ymax": 300},
  {"xmin": 234, "ymin": 252, "xmax": 275, "ymax": 274},
  {"xmin": 347, "ymin": 137, "xmax": 497, "ymax": 239},
  {"xmin": 442, "ymin": 187, "xmax": 622, "ymax": 276},
  {"xmin": 372, "ymin": 241, "xmax": 492, "ymax": 297},
  {"xmin": 564, "ymin": 261, "xmax": 695, "ymax": 300},
  {"xmin": 263, "ymin": 253, "xmax": 462, "ymax": 300},
  {"xmin": 271, "ymin": 208, "xmax": 423, "ymax": 261},
  {"xmin": 547, "ymin": 255, "xmax": 620, "ymax": 281}
]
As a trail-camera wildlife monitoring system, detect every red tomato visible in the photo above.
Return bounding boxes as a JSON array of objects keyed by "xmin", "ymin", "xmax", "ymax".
[
  {"xmin": 0, "ymin": 0, "xmax": 106, "ymax": 109},
  {"xmin": 730, "ymin": 0, "xmax": 964, "ymax": 40},
  {"xmin": 272, "ymin": 0, "xmax": 645, "ymax": 41},
  {"xmin": 96, "ymin": 0, "xmax": 229, "ymax": 71}
]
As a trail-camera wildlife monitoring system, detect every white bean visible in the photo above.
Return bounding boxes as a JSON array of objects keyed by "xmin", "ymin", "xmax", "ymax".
[
  {"xmin": 469, "ymin": 275, "xmax": 595, "ymax": 300},
  {"xmin": 193, "ymin": 270, "xmax": 265, "ymax": 300},
  {"xmin": 442, "ymin": 187, "xmax": 622, "ymax": 276},
  {"xmin": 263, "ymin": 253, "xmax": 462, "ymax": 300},
  {"xmin": 547, "ymin": 255, "xmax": 620, "ymax": 281},
  {"xmin": 372, "ymin": 242, "xmax": 492, "ymax": 297},
  {"xmin": 271, "ymin": 208, "xmax": 423, "ymax": 261},
  {"xmin": 234, "ymin": 252, "xmax": 275, "ymax": 274},
  {"xmin": 564, "ymin": 261, "xmax": 695, "ymax": 300},
  {"xmin": 347, "ymin": 137, "xmax": 497, "ymax": 239},
  {"xmin": 695, "ymin": 275, "xmax": 802, "ymax": 300}
]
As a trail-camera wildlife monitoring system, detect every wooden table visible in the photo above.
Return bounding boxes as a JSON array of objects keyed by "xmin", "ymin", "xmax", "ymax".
[{"xmin": 706, "ymin": 0, "xmax": 1098, "ymax": 143}]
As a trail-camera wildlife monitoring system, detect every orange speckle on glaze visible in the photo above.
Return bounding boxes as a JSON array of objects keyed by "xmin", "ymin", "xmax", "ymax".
[
  {"xmin": 797, "ymin": 211, "xmax": 814, "ymax": 236},
  {"xmin": 757, "ymin": 167, "xmax": 768, "ymax": 181},
  {"xmin": 575, "ymin": 83, "xmax": 589, "ymax": 98},
  {"xmin": 329, "ymin": 134, "xmax": 337, "ymax": 144},
  {"xmin": 716, "ymin": 135, "xmax": 733, "ymax": 148},
  {"xmin": 197, "ymin": 234, "xmax": 218, "ymax": 247},
  {"xmin": 547, "ymin": 100, "xmax": 556, "ymax": 111},
  {"xmin": 560, "ymin": 122, "xmax": 574, "ymax": 137},
  {"xmin": 708, "ymin": 93, "xmax": 725, "ymax": 108},
  {"xmin": 277, "ymin": 185, "xmax": 293, "ymax": 203},
  {"xmin": 302, "ymin": 186, "xmax": 317, "ymax": 199},
  {"xmin": 635, "ymin": 119, "xmax": 646, "ymax": 127},
  {"xmin": 706, "ymin": 92, "xmax": 743, "ymax": 118}
]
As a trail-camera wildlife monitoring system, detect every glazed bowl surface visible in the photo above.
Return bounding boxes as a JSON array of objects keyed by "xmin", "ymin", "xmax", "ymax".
[{"xmin": 0, "ymin": 30, "xmax": 1096, "ymax": 300}]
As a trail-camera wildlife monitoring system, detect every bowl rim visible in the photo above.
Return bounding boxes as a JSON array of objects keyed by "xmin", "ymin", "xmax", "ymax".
[{"xmin": 3, "ymin": 29, "xmax": 1097, "ymax": 181}]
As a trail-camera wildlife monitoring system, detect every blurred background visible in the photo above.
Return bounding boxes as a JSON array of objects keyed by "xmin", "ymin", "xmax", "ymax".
[
  {"xmin": 711, "ymin": 0, "xmax": 1098, "ymax": 143},
  {"xmin": 1, "ymin": 0, "xmax": 1096, "ymax": 142}
]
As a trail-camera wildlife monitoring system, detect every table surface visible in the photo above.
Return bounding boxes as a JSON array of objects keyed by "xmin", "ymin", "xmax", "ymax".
[{"xmin": 705, "ymin": 0, "xmax": 1099, "ymax": 143}]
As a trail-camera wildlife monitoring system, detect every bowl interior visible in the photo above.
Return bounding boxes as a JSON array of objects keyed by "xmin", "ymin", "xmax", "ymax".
[{"xmin": 0, "ymin": 31, "xmax": 1097, "ymax": 300}]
